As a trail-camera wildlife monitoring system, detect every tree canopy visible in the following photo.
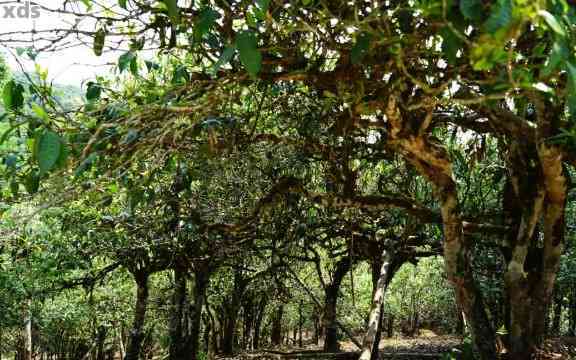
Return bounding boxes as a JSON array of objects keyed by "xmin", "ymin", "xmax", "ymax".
[{"xmin": 0, "ymin": 1, "xmax": 576, "ymax": 360}]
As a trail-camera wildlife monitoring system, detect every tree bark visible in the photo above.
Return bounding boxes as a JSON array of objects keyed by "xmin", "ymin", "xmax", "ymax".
[
  {"xmin": 323, "ymin": 257, "xmax": 351, "ymax": 353},
  {"xmin": 189, "ymin": 270, "xmax": 209, "ymax": 360},
  {"xmin": 96, "ymin": 326, "xmax": 107, "ymax": 360},
  {"xmin": 298, "ymin": 301, "xmax": 304, "ymax": 348},
  {"xmin": 359, "ymin": 248, "xmax": 392, "ymax": 360},
  {"xmin": 253, "ymin": 296, "xmax": 268, "ymax": 350},
  {"xmin": 23, "ymin": 298, "xmax": 32, "ymax": 360},
  {"xmin": 169, "ymin": 267, "xmax": 188, "ymax": 360},
  {"xmin": 221, "ymin": 269, "xmax": 247, "ymax": 355},
  {"xmin": 385, "ymin": 96, "xmax": 496, "ymax": 359},
  {"xmin": 271, "ymin": 305, "xmax": 284, "ymax": 346},
  {"xmin": 125, "ymin": 272, "xmax": 149, "ymax": 360}
]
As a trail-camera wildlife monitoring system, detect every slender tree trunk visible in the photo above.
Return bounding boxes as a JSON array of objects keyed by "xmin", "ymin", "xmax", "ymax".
[
  {"xmin": 323, "ymin": 257, "xmax": 351, "ymax": 353},
  {"xmin": 116, "ymin": 324, "xmax": 126, "ymax": 360},
  {"xmin": 189, "ymin": 270, "xmax": 209, "ymax": 360},
  {"xmin": 23, "ymin": 299, "xmax": 32, "ymax": 360},
  {"xmin": 359, "ymin": 248, "xmax": 393, "ymax": 360},
  {"xmin": 298, "ymin": 301, "xmax": 303, "ymax": 348},
  {"xmin": 270, "ymin": 305, "xmax": 284, "ymax": 346},
  {"xmin": 253, "ymin": 296, "xmax": 267, "ymax": 350},
  {"xmin": 96, "ymin": 326, "xmax": 107, "ymax": 360},
  {"xmin": 125, "ymin": 272, "xmax": 149, "ymax": 360},
  {"xmin": 169, "ymin": 267, "xmax": 187, "ymax": 360},
  {"xmin": 242, "ymin": 298, "xmax": 254, "ymax": 351}
]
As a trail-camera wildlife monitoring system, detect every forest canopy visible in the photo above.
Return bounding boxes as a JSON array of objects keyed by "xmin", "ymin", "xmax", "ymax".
[{"xmin": 0, "ymin": 1, "xmax": 576, "ymax": 360}]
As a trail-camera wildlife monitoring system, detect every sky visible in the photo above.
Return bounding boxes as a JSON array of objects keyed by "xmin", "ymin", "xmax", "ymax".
[{"xmin": 0, "ymin": 0, "xmax": 122, "ymax": 87}]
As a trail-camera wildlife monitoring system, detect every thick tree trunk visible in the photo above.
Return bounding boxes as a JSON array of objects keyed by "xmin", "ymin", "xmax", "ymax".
[
  {"xmin": 501, "ymin": 143, "xmax": 568, "ymax": 359},
  {"xmin": 125, "ymin": 272, "xmax": 149, "ymax": 360},
  {"xmin": 270, "ymin": 305, "xmax": 284, "ymax": 346},
  {"xmin": 323, "ymin": 257, "xmax": 351, "ymax": 353},
  {"xmin": 385, "ymin": 96, "xmax": 496, "ymax": 359},
  {"xmin": 359, "ymin": 248, "xmax": 392, "ymax": 360}
]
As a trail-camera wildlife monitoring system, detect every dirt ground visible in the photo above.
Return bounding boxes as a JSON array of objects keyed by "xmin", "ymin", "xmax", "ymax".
[{"xmin": 217, "ymin": 332, "xmax": 576, "ymax": 359}]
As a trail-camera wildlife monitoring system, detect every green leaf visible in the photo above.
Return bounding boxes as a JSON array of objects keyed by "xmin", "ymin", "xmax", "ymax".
[
  {"xmin": 145, "ymin": 60, "xmax": 160, "ymax": 71},
  {"xmin": 172, "ymin": 65, "xmax": 190, "ymax": 84},
  {"xmin": 538, "ymin": 10, "xmax": 565, "ymax": 37},
  {"xmin": 86, "ymin": 82, "xmax": 102, "ymax": 101},
  {"xmin": 351, "ymin": 32, "xmax": 372, "ymax": 65},
  {"xmin": 130, "ymin": 56, "xmax": 139, "ymax": 76},
  {"xmin": 118, "ymin": 51, "xmax": 136, "ymax": 73},
  {"xmin": 3, "ymin": 80, "xmax": 25, "ymax": 111},
  {"xmin": 565, "ymin": 62, "xmax": 576, "ymax": 91},
  {"xmin": 459, "ymin": 0, "xmax": 483, "ymax": 21},
  {"xmin": 93, "ymin": 28, "xmax": 106, "ymax": 56},
  {"xmin": 35, "ymin": 130, "xmax": 63, "ymax": 175},
  {"xmin": 543, "ymin": 41, "xmax": 569, "ymax": 76},
  {"xmin": 484, "ymin": 0, "xmax": 513, "ymax": 33},
  {"xmin": 119, "ymin": 0, "xmax": 127, "ymax": 9},
  {"xmin": 31, "ymin": 103, "xmax": 49, "ymax": 121},
  {"xmin": 194, "ymin": 8, "xmax": 219, "ymax": 42},
  {"xmin": 236, "ymin": 31, "xmax": 262, "ymax": 76},
  {"xmin": 213, "ymin": 46, "xmax": 235, "ymax": 74},
  {"xmin": 440, "ymin": 27, "xmax": 462, "ymax": 65},
  {"xmin": 163, "ymin": 0, "xmax": 179, "ymax": 23},
  {"xmin": 257, "ymin": 0, "xmax": 271, "ymax": 11}
]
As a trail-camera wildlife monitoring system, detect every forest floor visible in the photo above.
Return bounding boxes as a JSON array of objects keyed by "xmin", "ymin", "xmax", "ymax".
[{"xmin": 216, "ymin": 331, "xmax": 576, "ymax": 359}]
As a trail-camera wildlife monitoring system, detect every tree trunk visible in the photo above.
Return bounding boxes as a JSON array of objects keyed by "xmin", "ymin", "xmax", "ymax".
[
  {"xmin": 359, "ymin": 248, "xmax": 393, "ymax": 360},
  {"xmin": 323, "ymin": 257, "xmax": 351, "ymax": 353},
  {"xmin": 221, "ymin": 270, "xmax": 247, "ymax": 355},
  {"xmin": 23, "ymin": 298, "xmax": 32, "ymax": 360},
  {"xmin": 242, "ymin": 298, "xmax": 254, "ymax": 351},
  {"xmin": 385, "ymin": 96, "xmax": 496, "ymax": 359},
  {"xmin": 189, "ymin": 270, "xmax": 209, "ymax": 360},
  {"xmin": 501, "ymin": 141, "xmax": 568, "ymax": 359},
  {"xmin": 270, "ymin": 305, "xmax": 284, "ymax": 346},
  {"xmin": 298, "ymin": 301, "xmax": 304, "ymax": 348},
  {"xmin": 125, "ymin": 272, "xmax": 149, "ymax": 360},
  {"xmin": 169, "ymin": 267, "xmax": 188, "ymax": 360},
  {"xmin": 96, "ymin": 326, "xmax": 107, "ymax": 360},
  {"xmin": 253, "ymin": 296, "xmax": 268, "ymax": 350}
]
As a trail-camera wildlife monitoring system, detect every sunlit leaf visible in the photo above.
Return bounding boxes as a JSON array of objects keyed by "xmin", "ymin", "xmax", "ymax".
[
  {"xmin": 2, "ymin": 80, "xmax": 25, "ymax": 111},
  {"xmin": 35, "ymin": 130, "xmax": 63, "ymax": 176},
  {"xmin": 538, "ymin": 10, "xmax": 565, "ymax": 37}
]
